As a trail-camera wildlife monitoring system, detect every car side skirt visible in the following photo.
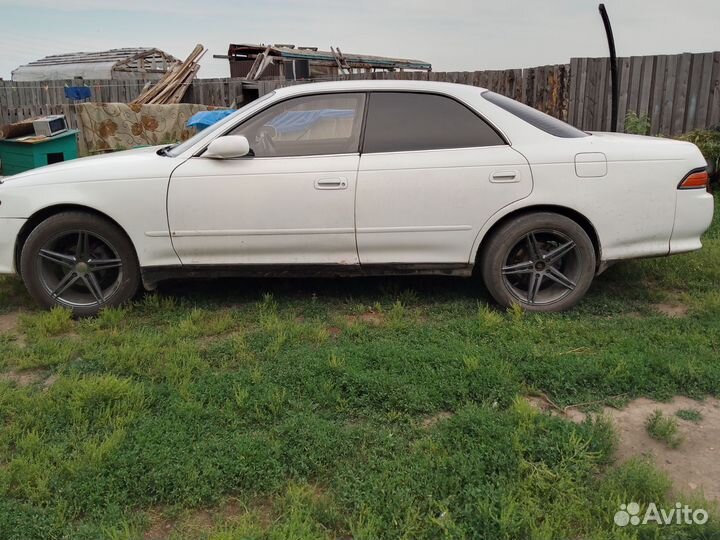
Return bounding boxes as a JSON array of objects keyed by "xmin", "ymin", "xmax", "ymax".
[{"xmin": 140, "ymin": 263, "xmax": 474, "ymax": 288}]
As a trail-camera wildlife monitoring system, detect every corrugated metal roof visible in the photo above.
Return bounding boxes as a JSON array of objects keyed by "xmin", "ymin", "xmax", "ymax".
[{"xmin": 228, "ymin": 44, "xmax": 432, "ymax": 71}]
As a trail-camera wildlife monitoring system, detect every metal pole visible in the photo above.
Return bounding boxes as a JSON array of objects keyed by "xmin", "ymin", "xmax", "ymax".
[{"xmin": 599, "ymin": 3, "xmax": 619, "ymax": 131}]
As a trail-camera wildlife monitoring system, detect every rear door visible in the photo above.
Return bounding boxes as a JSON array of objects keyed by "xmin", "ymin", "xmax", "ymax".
[{"xmin": 355, "ymin": 92, "xmax": 532, "ymax": 264}]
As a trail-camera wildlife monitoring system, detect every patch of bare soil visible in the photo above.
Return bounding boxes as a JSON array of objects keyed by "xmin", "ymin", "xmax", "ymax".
[
  {"xmin": 144, "ymin": 498, "xmax": 270, "ymax": 539},
  {"xmin": 327, "ymin": 326, "xmax": 342, "ymax": 337},
  {"xmin": 143, "ymin": 510, "xmax": 174, "ymax": 540},
  {"xmin": 527, "ymin": 395, "xmax": 720, "ymax": 502},
  {"xmin": 652, "ymin": 302, "xmax": 689, "ymax": 318},
  {"xmin": 607, "ymin": 397, "xmax": 720, "ymax": 502},
  {"xmin": 0, "ymin": 311, "xmax": 21, "ymax": 334},
  {"xmin": 42, "ymin": 374, "xmax": 58, "ymax": 389},
  {"xmin": 525, "ymin": 393, "xmax": 599, "ymax": 424},
  {"xmin": 0, "ymin": 369, "xmax": 49, "ymax": 387},
  {"xmin": 421, "ymin": 411, "xmax": 454, "ymax": 429},
  {"xmin": 346, "ymin": 311, "xmax": 384, "ymax": 326}
]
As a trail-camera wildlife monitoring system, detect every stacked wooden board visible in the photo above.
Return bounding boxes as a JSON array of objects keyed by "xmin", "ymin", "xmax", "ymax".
[{"xmin": 131, "ymin": 45, "xmax": 205, "ymax": 105}]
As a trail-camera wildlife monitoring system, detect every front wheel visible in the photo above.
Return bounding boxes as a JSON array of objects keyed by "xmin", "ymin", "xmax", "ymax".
[
  {"xmin": 20, "ymin": 212, "xmax": 140, "ymax": 317},
  {"xmin": 480, "ymin": 212, "xmax": 596, "ymax": 312}
]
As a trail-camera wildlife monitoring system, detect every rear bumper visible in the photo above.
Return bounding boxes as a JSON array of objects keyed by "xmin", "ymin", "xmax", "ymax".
[
  {"xmin": 0, "ymin": 218, "xmax": 26, "ymax": 274},
  {"xmin": 670, "ymin": 190, "xmax": 715, "ymax": 254}
]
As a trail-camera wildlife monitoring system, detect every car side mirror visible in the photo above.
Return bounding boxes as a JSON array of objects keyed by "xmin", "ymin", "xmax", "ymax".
[{"xmin": 204, "ymin": 135, "xmax": 251, "ymax": 159}]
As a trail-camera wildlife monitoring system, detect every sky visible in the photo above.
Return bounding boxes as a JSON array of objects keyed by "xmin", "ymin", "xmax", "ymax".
[{"xmin": 0, "ymin": 0, "xmax": 719, "ymax": 80}]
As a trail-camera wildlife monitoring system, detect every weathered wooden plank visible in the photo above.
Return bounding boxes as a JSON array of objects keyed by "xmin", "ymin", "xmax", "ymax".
[
  {"xmin": 687, "ymin": 53, "xmax": 713, "ymax": 130},
  {"xmin": 638, "ymin": 55, "xmax": 654, "ymax": 119},
  {"xmin": 649, "ymin": 55, "xmax": 667, "ymax": 135},
  {"xmin": 579, "ymin": 58, "xmax": 591, "ymax": 129},
  {"xmin": 617, "ymin": 56, "xmax": 632, "ymax": 131},
  {"xmin": 17, "ymin": 83, "xmax": 28, "ymax": 118},
  {"xmin": 660, "ymin": 54, "xmax": 678, "ymax": 136},
  {"xmin": 531, "ymin": 67, "xmax": 541, "ymax": 111},
  {"xmin": 520, "ymin": 67, "xmax": 529, "ymax": 104},
  {"xmin": 672, "ymin": 52, "xmax": 692, "ymax": 135},
  {"xmin": 685, "ymin": 53, "xmax": 704, "ymax": 131},
  {"xmin": 628, "ymin": 56, "xmax": 643, "ymax": 115},
  {"xmin": 693, "ymin": 53, "xmax": 714, "ymax": 130},
  {"xmin": 582, "ymin": 59, "xmax": 596, "ymax": 130},
  {"xmin": 110, "ymin": 80, "xmax": 120, "ymax": 103},
  {"xmin": 593, "ymin": 59, "xmax": 605, "ymax": 129},
  {"xmin": 468, "ymin": 71, "xmax": 479, "ymax": 88},
  {"xmin": 52, "ymin": 80, "xmax": 63, "ymax": 107},
  {"xmin": 710, "ymin": 52, "xmax": 720, "ymax": 127},
  {"xmin": 561, "ymin": 64, "xmax": 570, "ymax": 122},
  {"xmin": 513, "ymin": 68, "xmax": 522, "ymax": 101},
  {"xmin": 592, "ymin": 62, "xmax": 602, "ymax": 130},
  {"xmin": 568, "ymin": 58, "xmax": 579, "ymax": 125}
]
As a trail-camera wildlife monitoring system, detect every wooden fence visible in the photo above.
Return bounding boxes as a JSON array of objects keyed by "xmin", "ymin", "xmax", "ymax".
[
  {"xmin": 1, "ymin": 52, "xmax": 719, "ymax": 137},
  {"xmin": 280, "ymin": 64, "xmax": 571, "ymax": 121},
  {"xmin": 568, "ymin": 52, "xmax": 720, "ymax": 135}
]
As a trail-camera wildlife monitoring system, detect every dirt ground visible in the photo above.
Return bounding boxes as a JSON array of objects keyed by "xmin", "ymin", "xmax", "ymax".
[
  {"xmin": 529, "ymin": 395, "xmax": 720, "ymax": 502},
  {"xmin": 0, "ymin": 311, "xmax": 20, "ymax": 334},
  {"xmin": 605, "ymin": 396, "xmax": 720, "ymax": 502}
]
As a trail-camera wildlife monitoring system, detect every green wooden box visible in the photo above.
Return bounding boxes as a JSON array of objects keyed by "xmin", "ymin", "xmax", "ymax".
[{"xmin": 0, "ymin": 130, "xmax": 79, "ymax": 176}]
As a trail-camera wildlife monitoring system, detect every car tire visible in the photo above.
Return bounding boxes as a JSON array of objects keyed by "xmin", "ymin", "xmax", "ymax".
[
  {"xmin": 20, "ymin": 212, "xmax": 140, "ymax": 317},
  {"xmin": 480, "ymin": 212, "xmax": 596, "ymax": 312}
]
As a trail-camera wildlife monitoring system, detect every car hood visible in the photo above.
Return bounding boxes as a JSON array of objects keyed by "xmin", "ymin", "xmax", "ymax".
[{"xmin": 0, "ymin": 145, "xmax": 175, "ymax": 187}]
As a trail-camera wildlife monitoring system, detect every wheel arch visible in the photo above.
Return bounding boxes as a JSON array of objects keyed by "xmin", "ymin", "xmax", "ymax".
[
  {"xmin": 475, "ymin": 204, "xmax": 601, "ymax": 268},
  {"xmin": 14, "ymin": 204, "xmax": 137, "ymax": 278}
]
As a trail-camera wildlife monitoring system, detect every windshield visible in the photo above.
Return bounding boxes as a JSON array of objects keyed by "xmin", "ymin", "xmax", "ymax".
[
  {"xmin": 482, "ymin": 91, "xmax": 589, "ymax": 138},
  {"xmin": 165, "ymin": 91, "xmax": 277, "ymax": 157}
]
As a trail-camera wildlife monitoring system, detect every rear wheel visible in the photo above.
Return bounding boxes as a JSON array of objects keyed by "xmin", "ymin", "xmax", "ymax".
[
  {"xmin": 20, "ymin": 212, "xmax": 140, "ymax": 317},
  {"xmin": 480, "ymin": 212, "xmax": 596, "ymax": 312}
]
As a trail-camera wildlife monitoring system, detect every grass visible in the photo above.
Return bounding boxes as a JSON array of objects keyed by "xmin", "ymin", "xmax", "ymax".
[
  {"xmin": 0, "ymin": 195, "xmax": 718, "ymax": 538},
  {"xmin": 645, "ymin": 410, "xmax": 684, "ymax": 449},
  {"xmin": 676, "ymin": 408, "xmax": 704, "ymax": 423}
]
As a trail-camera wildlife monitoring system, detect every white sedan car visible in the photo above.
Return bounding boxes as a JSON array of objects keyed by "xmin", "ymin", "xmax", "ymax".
[{"xmin": 0, "ymin": 81, "xmax": 713, "ymax": 315}]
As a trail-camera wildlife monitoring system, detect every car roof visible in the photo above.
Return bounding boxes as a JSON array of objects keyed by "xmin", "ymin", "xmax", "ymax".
[{"xmin": 271, "ymin": 79, "xmax": 489, "ymax": 97}]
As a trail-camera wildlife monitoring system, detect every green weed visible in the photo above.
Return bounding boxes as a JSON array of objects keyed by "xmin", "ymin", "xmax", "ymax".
[
  {"xmin": 646, "ymin": 410, "xmax": 684, "ymax": 448},
  {"xmin": 676, "ymin": 408, "xmax": 703, "ymax": 423}
]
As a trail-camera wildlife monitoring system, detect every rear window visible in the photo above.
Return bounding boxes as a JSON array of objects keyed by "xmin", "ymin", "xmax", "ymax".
[
  {"xmin": 482, "ymin": 91, "xmax": 589, "ymax": 138},
  {"xmin": 363, "ymin": 92, "xmax": 505, "ymax": 153}
]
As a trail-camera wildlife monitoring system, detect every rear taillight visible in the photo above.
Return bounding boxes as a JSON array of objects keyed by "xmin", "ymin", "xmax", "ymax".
[{"xmin": 678, "ymin": 168, "xmax": 710, "ymax": 190}]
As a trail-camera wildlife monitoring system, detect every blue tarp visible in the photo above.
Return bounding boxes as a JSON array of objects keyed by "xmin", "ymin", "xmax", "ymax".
[
  {"xmin": 64, "ymin": 87, "xmax": 92, "ymax": 101},
  {"xmin": 267, "ymin": 109, "xmax": 355, "ymax": 135},
  {"xmin": 186, "ymin": 109, "xmax": 236, "ymax": 131}
]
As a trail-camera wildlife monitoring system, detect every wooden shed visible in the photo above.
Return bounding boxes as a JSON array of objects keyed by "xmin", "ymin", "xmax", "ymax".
[{"xmin": 219, "ymin": 44, "xmax": 432, "ymax": 80}]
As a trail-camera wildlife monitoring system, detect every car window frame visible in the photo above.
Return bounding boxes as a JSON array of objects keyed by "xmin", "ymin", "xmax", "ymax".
[
  {"xmin": 360, "ymin": 90, "xmax": 509, "ymax": 155},
  {"xmin": 200, "ymin": 91, "xmax": 368, "ymax": 159}
]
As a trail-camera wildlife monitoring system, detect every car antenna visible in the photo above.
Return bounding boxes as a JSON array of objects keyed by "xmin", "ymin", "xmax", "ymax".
[{"xmin": 598, "ymin": 3, "xmax": 619, "ymax": 132}]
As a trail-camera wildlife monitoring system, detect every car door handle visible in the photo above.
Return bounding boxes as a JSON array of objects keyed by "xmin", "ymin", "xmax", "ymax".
[
  {"xmin": 490, "ymin": 171, "xmax": 519, "ymax": 183},
  {"xmin": 314, "ymin": 178, "xmax": 348, "ymax": 190}
]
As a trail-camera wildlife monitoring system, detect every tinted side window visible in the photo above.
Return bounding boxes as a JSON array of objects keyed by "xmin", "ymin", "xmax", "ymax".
[
  {"xmin": 482, "ymin": 91, "xmax": 589, "ymax": 138},
  {"xmin": 363, "ymin": 92, "xmax": 504, "ymax": 153},
  {"xmin": 229, "ymin": 93, "xmax": 366, "ymax": 157}
]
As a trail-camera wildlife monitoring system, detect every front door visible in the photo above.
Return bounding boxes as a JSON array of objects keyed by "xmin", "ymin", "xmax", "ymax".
[
  {"xmin": 167, "ymin": 92, "xmax": 366, "ymax": 266},
  {"xmin": 356, "ymin": 92, "xmax": 533, "ymax": 264}
]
